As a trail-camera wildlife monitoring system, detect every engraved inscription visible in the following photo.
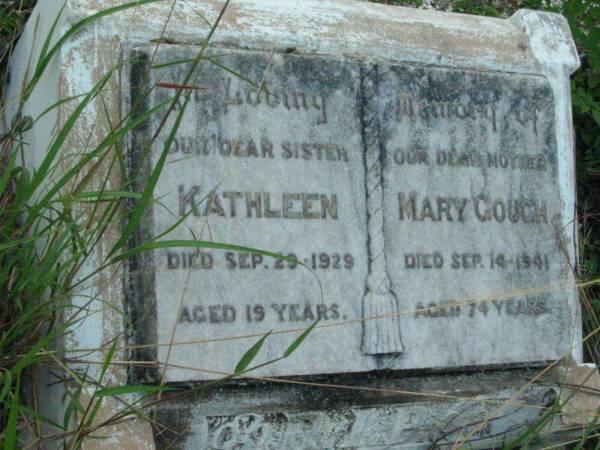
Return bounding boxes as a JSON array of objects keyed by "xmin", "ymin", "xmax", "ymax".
[
  {"xmin": 414, "ymin": 296, "xmax": 551, "ymax": 319},
  {"xmin": 190, "ymin": 391, "xmax": 553, "ymax": 450},
  {"xmin": 131, "ymin": 48, "xmax": 368, "ymax": 381},
  {"xmin": 394, "ymin": 91, "xmax": 542, "ymax": 135},
  {"xmin": 128, "ymin": 47, "xmax": 573, "ymax": 381},
  {"xmin": 164, "ymin": 135, "xmax": 349, "ymax": 162},
  {"xmin": 223, "ymin": 77, "xmax": 328, "ymax": 125},
  {"xmin": 178, "ymin": 187, "xmax": 338, "ymax": 220},
  {"xmin": 391, "ymin": 147, "xmax": 548, "ymax": 171},
  {"xmin": 377, "ymin": 63, "xmax": 569, "ymax": 368},
  {"xmin": 397, "ymin": 192, "xmax": 548, "ymax": 224}
]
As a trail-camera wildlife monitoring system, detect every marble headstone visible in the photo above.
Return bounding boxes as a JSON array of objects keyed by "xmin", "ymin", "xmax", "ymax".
[
  {"xmin": 7, "ymin": 0, "xmax": 585, "ymax": 448},
  {"xmin": 126, "ymin": 45, "xmax": 575, "ymax": 381}
]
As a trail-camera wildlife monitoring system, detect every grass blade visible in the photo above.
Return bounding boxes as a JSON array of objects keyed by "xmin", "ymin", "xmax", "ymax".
[
  {"xmin": 26, "ymin": 69, "xmax": 112, "ymax": 200},
  {"xmin": 0, "ymin": 148, "xmax": 18, "ymax": 199},
  {"xmin": 36, "ymin": 2, "xmax": 66, "ymax": 67},
  {"xmin": 235, "ymin": 330, "xmax": 272, "ymax": 375},
  {"xmin": 504, "ymin": 402, "xmax": 560, "ymax": 449},
  {"xmin": 57, "ymin": 191, "xmax": 142, "ymax": 203},
  {"xmin": 108, "ymin": 94, "xmax": 190, "ymax": 257},
  {"xmin": 32, "ymin": 93, "xmax": 86, "ymax": 127},
  {"xmin": 94, "ymin": 385, "xmax": 167, "ymax": 398},
  {"xmin": 151, "ymin": 182, "xmax": 221, "ymax": 241},
  {"xmin": 63, "ymin": 385, "xmax": 84, "ymax": 431},
  {"xmin": 0, "ymin": 236, "xmax": 38, "ymax": 252},
  {"xmin": 110, "ymin": 239, "xmax": 299, "ymax": 265},
  {"xmin": 25, "ymin": 97, "xmax": 171, "ymax": 228},
  {"xmin": 98, "ymin": 339, "xmax": 118, "ymax": 383},
  {"xmin": 3, "ymin": 377, "xmax": 20, "ymax": 450},
  {"xmin": 283, "ymin": 319, "xmax": 320, "ymax": 358},
  {"xmin": 0, "ymin": 370, "xmax": 12, "ymax": 406},
  {"xmin": 24, "ymin": 0, "xmax": 163, "ymax": 101}
]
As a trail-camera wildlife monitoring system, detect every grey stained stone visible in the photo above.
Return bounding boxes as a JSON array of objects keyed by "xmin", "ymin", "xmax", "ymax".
[
  {"xmin": 127, "ymin": 48, "xmax": 369, "ymax": 382},
  {"xmin": 150, "ymin": 369, "xmax": 562, "ymax": 449},
  {"xmin": 126, "ymin": 46, "xmax": 576, "ymax": 382},
  {"xmin": 7, "ymin": 1, "xmax": 585, "ymax": 448},
  {"xmin": 378, "ymin": 64, "xmax": 569, "ymax": 368}
]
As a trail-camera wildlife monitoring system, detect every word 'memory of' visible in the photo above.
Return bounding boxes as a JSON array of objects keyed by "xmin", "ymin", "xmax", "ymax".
[
  {"xmin": 398, "ymin": 191, "xmax": 548, "ymax": 224},
  {"xmin": 179, "ymin": 186, "xmax": 338, "ymax": 220}
]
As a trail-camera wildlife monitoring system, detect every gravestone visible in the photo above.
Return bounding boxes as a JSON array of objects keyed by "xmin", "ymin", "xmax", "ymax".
[
  {"xmin": 7, "ymin": 0, "xmax": 589, "ymax": 448},
  {"xmin": 127, "ymin": 47, "xmax": 572, "ymax": 383}
]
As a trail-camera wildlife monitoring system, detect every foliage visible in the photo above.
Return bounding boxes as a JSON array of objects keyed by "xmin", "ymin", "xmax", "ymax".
[
  {"xmin": 563, "ymin": 0, "xmax": 600, "ymax": 284},
  {"xmin": 0, "ymin": 0, "xmax": 35, "ymax": 95}
]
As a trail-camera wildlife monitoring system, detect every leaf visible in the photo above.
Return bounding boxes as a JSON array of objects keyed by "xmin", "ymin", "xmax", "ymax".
[
  {"xmin": 0, "ymin": 236, "xmax": 39, "ymax": 252},
  {"xmin": 48, "ymin": 98, "xmax": 168, "ymax": 198},
  {"xmin": 503, "ymin": 402, "xmax": 559, "ymax": 450},
  {"xmin": 205, "ymin": 57, "xmax": 263, "ymax": 91},
  {"xmin": 283, "ymin": 319, "xmax": 321, "ymax": 358},
  {"xmin": 36, "ymin": 3, "xmax": 66, "ymax": 66},
  {"xmin": 109, "ymin": 0, "xmax": 233, "ymax": 258},
  {"xmin": 3, "ymin": 377, "xmax": 20, "ymax": 450},
  {"xmin": 0, "ymin": 147, "xmax": 18, "ymax": 199},
  {"xmin": 24, "ymin": 0, "xmax": 163, "ymax": 100},
  {"xmin": 592, "ymin": 109, "xmax": 600, "ymax": 127},
  {"xmin": 0, "ymin": 370, "xmax": 12, "ymax": 406},
  {"xmin": 26, "ymin": 69, "xmax": 113, "ymax": 200},
  {"xmin": 108, "ymin": 93, "xmax": 190, "ymax": 257},
  {"xmin": 156, "ymin": 82, "xmax": 208, "ymax": 91},
  {"xmin": 235, "ymin": 330, "xmax": 272, "ymax": 375},
  {"xmin": 57, "ymin": 191, "xmax": 143, "ymax": 203},
  {"xmin": 32, "ymin": 93, "xmax": 87, "ymax": 127},
  {"xmin": 99, "ymin": 339, "xmax": 118, "ymax": 383},
  {"xmin": 152, "ymin": 182, "xmax": 223, "ymax": 241},
  {"xmin": 150, "ymin": 57, "xmax": 195, "ymax": 69},
  {"xmin": 16, "ymin": 404, "xmax": 63, "ymax": 431},
  {"xmin": 63, "ymin": 385, "xmax": 84, "ymax": 430}
]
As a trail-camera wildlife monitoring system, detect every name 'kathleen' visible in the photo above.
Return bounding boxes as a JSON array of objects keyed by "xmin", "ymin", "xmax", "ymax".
[{"xmin": 179, "ymin": 186, "xmax": 338, "ymax": 220}]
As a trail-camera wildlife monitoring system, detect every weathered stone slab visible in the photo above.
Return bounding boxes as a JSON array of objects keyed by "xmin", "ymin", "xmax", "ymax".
[
  {"xmin": 376, "ymin": 64, "xmax": 569, "ymax": 368},
  {"xmin": 127, "ymin": 48, "xmax": 369, "ymax": 381},
  {"xmin": 127, "ymin": 47, "xmax": 576, "ymax": 382},
  {"xmin": 150, "ymin": 369, "xmax": 562, "ymax": 449}
]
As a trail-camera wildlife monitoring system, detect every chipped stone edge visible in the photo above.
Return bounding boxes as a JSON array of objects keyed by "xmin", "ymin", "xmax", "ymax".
[
  {"xmin": 510, "ymin": 9, "xmax": 582, "ymax": 364},
  {"xmin": 554, "ymin": 361, "xmax": 600, "ymax": 428},
  {"xmin": 57, "ymin": 0, "xmax": 570, "ymax": 76}
]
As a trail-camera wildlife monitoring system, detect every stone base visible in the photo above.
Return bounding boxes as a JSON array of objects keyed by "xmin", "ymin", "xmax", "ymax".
[{"xmin": 144, "ymin": 367, "xmax": 577, "ymax": 449}]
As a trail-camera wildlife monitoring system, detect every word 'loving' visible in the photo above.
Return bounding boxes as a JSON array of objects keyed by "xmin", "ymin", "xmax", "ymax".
[{"xmin": 223, "ymin": 78, "xmax": 328, "ymax": 125}]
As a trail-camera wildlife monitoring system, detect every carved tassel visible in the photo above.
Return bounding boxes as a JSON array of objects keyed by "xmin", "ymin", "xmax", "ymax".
[{"xmin": 361, "ymin": 63, "xmax": 404, "ymax": 355}]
